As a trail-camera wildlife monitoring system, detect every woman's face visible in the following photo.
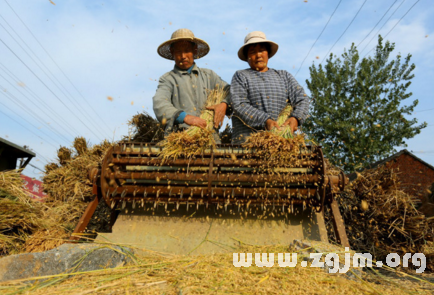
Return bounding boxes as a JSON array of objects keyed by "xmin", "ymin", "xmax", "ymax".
[{"xmin": 247, "ymin": 43, "xmax": 269, "ymax": 72}]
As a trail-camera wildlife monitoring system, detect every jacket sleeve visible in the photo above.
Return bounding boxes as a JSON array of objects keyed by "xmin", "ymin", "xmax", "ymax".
[
  {"xmin": 152, "ymin": 75, "xmax": 183, "ymax": 133},
  {"xmin": 231, "ymin": 71, "xmax": 271, "ymax": 129},
  {"xmin": 286, "ymin": 71, "xmax": 310, "ymax": 125}
]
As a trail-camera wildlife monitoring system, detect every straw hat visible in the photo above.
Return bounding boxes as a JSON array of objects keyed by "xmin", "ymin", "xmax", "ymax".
[
  {"xmin": 157, "ymin": 28, "xmax": 210, "ymax": 60},
  {"xmin": 238, "ymin": 31, "xmax": 279, "ymax": 61}
]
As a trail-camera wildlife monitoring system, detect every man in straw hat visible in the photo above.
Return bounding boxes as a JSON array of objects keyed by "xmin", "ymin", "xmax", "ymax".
[
  {"xmin": 153, "ymin": 28, "xmax": 230, "ymax": 134},
  {"xmin": 231, "ymin": 31, "xmax": 310, "ymax": 144}
]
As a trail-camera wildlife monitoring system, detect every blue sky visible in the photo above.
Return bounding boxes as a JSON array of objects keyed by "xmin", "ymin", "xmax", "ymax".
[{"xmin": 0, "ymin": 0, "xmax": 433, "ymax": 179}]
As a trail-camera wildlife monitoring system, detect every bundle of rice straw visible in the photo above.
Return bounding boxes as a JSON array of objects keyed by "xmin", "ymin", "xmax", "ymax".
[
  {"xmin": 43, "ymin": 138, "xmax": 113, "ymax": 202},
  {"xmin": 325, "ymin": 164, "xmax": 434, "ymax": 271},
  {"xmin": 126, "ymin": 111, "xmax": 165, "ymax": 142},
  {"xmin": 159, "ymin": 86, "xmax": 229, "ymax": 160},
  {"xmin": 243, "ymin": 105, "xmax": 307, "ymax": 167}
]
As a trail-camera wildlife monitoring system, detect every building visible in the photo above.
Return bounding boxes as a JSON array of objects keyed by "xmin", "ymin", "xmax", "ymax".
[
  {"xmin": 0, "ymin": 137, "xmax": 35, "ymax": 171},
  {"xmin": 350, "ymin": 149, "xmax": 434, "ymax": 202}
]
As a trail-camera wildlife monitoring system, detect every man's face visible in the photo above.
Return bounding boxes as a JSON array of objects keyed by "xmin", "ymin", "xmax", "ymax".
[
  {"xmin": 171, "ymin": 41, "xmax": 196, "ymax": 70},
  {"xmin": 247, "ymin": 43, "xmax": 269, "ymax": 72}
]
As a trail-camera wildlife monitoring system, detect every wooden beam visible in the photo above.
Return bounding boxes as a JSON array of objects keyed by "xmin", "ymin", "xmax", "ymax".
[{"xmin": 329, "ymin": 197, "xmax": 350, "ymax": 248}]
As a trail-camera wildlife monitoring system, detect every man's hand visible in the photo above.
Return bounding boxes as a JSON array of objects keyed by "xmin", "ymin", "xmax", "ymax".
[
  {"xmin": 184, "ymin": 115, "xmax": 207, "ymax": 128},
  {"xmin": 206, "ymin": 102, "xmax": 227, "ymax": 129},
  {"xmin": 265, "ymin": 119, "xmax": 279, "ymax": 131},
  {"xmin": 281, "ymin": 117, "xmax": 299, "ymax": 134}
]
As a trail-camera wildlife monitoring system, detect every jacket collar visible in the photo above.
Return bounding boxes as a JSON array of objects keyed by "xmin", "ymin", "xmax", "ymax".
[{"xmin": 173, "ymin": 63, "xmax": 199, "ymax": 76}]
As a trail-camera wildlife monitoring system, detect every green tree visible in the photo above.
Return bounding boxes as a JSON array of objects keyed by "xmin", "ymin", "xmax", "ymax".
[{"xmin": 304, "ymin": 36, "xmax": 426, "ymax": 172}]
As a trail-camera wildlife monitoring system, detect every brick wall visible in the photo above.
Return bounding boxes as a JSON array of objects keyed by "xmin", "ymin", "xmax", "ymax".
[{"xmin": 385, "ymin": 153, "xmax": 434, "ymax": 201}]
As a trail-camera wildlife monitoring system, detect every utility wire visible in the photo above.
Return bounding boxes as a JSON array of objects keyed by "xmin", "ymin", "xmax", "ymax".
[
  {"xmin": 357, "ymin": 0, "xmax": 398, "ymax": 47},
  {"xmin": 0, "ymin": 37, "xmax": 103, "ymax": 141},
  {"xmin": 383, "ymin": 0, "xmax": 419, "ymax": 39},
  {"xmin": 321, "ymin": 0, "xmax": 368, "ymax": 64},
  {"xmin": 0, "ymin": 104, "xmax": 58, "ymax": 149},
  {"xmin": 0, "ymin": 71, "xmax": 76, "ymax": 141},
  {"xmin": 0, "ymin": 15, "xmax": 111, "ymax": 139},
  {"xmin": 295, "ymin": 0, "xmax": 342, "ymax": 77},
  {"xmin": 415, "ymin": 108, "xmax": 434, "ymax": 113},
  {"xmin": 4, "ymin": 0, "xmax": 113, "ymax": 137},
  {"xmin": 0, "ymin": 83, "xmax": 71, "ymax": 144},
  {"xmin": 28, "ymin": 163, "xmax": 45, "ymax": 172},
  {"xmin": 0, "ymin": 62, "xmax": 81, "ymax": 137},
  {"xmin": 361, "ymin": 0, "xmax": 407, "ymax": 55}
]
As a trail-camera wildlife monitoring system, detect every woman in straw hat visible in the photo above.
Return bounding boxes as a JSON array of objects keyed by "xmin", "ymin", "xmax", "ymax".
[
  {"xmin": 231, "ymin": 31, "xmax": 310, "ymax": 144},
  {"xmin": 153, "ymin": 28, "xmax": 230, "ymax": 134}
]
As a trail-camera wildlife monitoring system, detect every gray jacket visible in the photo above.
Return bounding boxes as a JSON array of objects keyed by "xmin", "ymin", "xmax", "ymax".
[{"xmin": 153, "ymin": 64, "xmax": 230, "ymax": 134}]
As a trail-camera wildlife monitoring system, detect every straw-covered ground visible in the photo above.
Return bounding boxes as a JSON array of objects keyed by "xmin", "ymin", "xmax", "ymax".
[{"xmin": 0, "ymin": 242, "xmax": 433, "ymax": 295}]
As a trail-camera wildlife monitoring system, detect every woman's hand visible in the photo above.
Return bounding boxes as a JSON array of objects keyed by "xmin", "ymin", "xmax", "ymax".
[
  {"xmin": 281, "ymin": 117, "xmax": 298, "ymax": 134},
  {"xmin": 265, "ymin": 119, "xmax": 279, "ymax": 131}
]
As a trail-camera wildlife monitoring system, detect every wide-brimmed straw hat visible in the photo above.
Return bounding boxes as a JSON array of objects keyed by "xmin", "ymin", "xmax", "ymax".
[
  {"xmin": 157, "ymin": 28, "xmax": 210, "ymax": 60},
  {"xmin": 238, "ymin": 31, "xmax": 279, "ymax": 61}
]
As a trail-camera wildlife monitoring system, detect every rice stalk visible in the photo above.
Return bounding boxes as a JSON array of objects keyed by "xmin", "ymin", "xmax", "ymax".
[
  {"xmin": 273, "ymin": 104, "xmax": 294, "ymax": 139},
  {"xmin": 243, "ymin": 105, "xmax": 309, "ymax": 168},
  {"xmin": 159, "ymin": 85, "xmax": 229, "ymax": 160}
]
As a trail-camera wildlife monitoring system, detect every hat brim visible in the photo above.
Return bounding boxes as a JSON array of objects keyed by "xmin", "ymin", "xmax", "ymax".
[
  {"xmin": 157, "ymin": 37, "xmax": 210, "ymax": 60},
  {"xmin": 238, "ymin": 40, "xmax": 278, "ymax": 61}
]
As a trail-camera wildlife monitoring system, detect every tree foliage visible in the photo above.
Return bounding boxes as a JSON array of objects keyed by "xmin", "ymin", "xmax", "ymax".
[{"xmin": 304, "ymin": 36, "xmax": 426, "ymax": 172}]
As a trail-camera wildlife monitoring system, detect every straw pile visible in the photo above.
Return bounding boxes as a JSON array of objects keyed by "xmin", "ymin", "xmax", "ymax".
[
  {"xmin": 0, "ymin": 170, "xmax": 69, "ymax": 256},
  {"xmin": 126, "ymin": 111, "xmax": 165, "ymax": 142},
  {"xmin": 159, "ymin": 86, "xmax": 229, "ymax": 160},
  {"xmin": 243, "ymin": 105, "xmax": 308, "ymax": 167},
  {"xmin": 42, "ymin": 137, "xmax": 114, "ymax": 234},
  {"xmin": 325, "ymin": 164, "xmax": 434, "ymax": 271},
  {"xmin": 43, "ymin": 137, "xmax": 112, "ymax": 202}
]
